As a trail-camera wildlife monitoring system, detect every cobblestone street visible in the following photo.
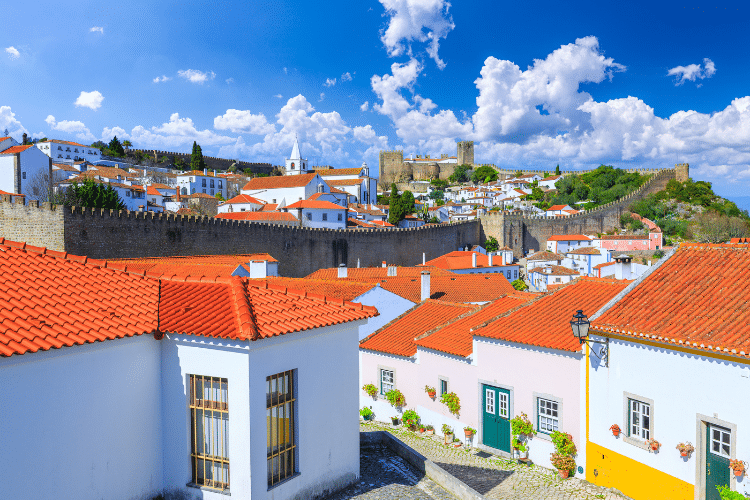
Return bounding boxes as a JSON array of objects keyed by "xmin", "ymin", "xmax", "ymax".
[{"xmin": 354, "ymin": 421, "xmax": 631, "ymax": 500}]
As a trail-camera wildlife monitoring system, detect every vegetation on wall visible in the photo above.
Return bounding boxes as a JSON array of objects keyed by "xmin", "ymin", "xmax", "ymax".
[
  {"xmin": 484, "ymin": 236, "xmax": 499, "ymax": 252},
  {"xmin": 537, "ymin": 165, "xmax": 649, "ymax": 211},
  {"xmin": 387, "ymin": 183, "xmax": 416, "ymax": 225},
  {"xmin": 449, "ymin": 164, "xmax": 471, "ymax": 183},
  {"xmin": 471, "ymin": 165, "xmax": 498, "ymax": 183}
]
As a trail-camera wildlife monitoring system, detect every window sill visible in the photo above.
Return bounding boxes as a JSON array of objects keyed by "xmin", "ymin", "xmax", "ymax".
[
  {"xmin": 186, "ymin": 482, "xmax": 231, "ymax": 496},
  {"xmin": 268, "ymin": 472, "xmax": 301, "ymax": 491},
  {"xmin": 622, "ymin": 435, "xmax": 649, "ymax": 450}
]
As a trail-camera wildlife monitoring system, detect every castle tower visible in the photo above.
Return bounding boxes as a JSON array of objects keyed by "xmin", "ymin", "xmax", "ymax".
[
  {"xmin": 378, "ymin": 150, "xmax": 404, "ymax": 183},
  {"xmin": 285, "ymin": 136, "xmax": 309, "ymax": 175},
  {"xmin": 457, "ymin": 141, "xmax": 474, "ymax": 166},
  {"xmin": 675, "ymin": 163, "xmax": 689, "ymax": 182}
]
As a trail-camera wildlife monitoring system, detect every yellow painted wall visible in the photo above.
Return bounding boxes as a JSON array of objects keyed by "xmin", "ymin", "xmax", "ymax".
[{"xmin": 586, "ymin": 441, "xmax": 694, "ymax": 500}]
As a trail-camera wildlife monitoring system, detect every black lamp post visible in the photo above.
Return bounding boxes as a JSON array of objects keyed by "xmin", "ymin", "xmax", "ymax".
[{"xmin": 570, "ymin": 309, "xmax": 608, "ymax": 367}]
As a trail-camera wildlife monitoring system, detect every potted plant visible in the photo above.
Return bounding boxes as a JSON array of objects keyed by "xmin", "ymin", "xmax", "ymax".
[
  {"xmin": 362, "ymin": 383, "xmax": 378, "ymax": 398},
  {"xmin": 464, "ymin": 426, "xmax": 476, "ymax": 438},
  {"xmin": 425, "ymin": 424, "xmax": 435, "ymax": 436},
  {"xmin": 729, "ymin": 459, "xmax": 747, "ymax": 477},
  {"xmin": 716, "ymin": 484, "xmax": 747, "ymax": 500},
  {"xmin": 402, "ymin": 409, "xmax": 420, "ymax": 431},
  {"xmin": 610, "ymin": 424, "xmax": 621, "ymax": 437},
  {"xmin": 391, "ymin": 415, "xmax": 400, "ymax": 426},
  {"xmin": 442, "ymin": 424, "xmax": 453, "ymax": 444},
  {"xmin": 359, "ymin": 406, "xmax": 374, "ymax": 421},
  {"xmin": 440, "ymin": 392, "xmax": 461, "ymax": 416},
  {"xmin": 385, "ymin": 389, "xmax": 406, "ymax": 408},
  {"xmin": 550, "ymin": 431, "xmax": 577, "ymax": 456},
  {"xmin": 424, "ymin": 385, "xmax": 437, "ymax": 398},
  {"xmin": 550, "ymin": 453, "xmax": 576, "ymax": 479},
  {"xmin": 646, "ymin": 438, "xmax": 661, "ymax": 452},
  {"xmin": 511, "ymin": 413, "xmax": 536, "ymax": 458},
  {"xmin": 418, "ymin": 425, "xmax": 426, "ymax": 434},
  {"xmin": 512, "ymin": 438, "xmax": 529, "ymax": 460},
  {"xmin": 676, "ymin": 442, "xmax": 694, "ymax": 458},
  {"xmin": 453, "ymin": 437, "xmax": 462, "ymax": 448}
]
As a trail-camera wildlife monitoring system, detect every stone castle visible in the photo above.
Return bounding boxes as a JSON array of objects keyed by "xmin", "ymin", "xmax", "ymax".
[{"xmin": 379, "ymin": 141, "xmax": 475, "ymax": 187}]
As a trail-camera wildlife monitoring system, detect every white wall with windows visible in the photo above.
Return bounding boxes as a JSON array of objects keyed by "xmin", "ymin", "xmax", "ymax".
[
  {"xmin": 36, "ymin": 141, "xmax": 101, "ymax": 163},
  {"xmin": 176, "ymin": 173, "xmax": 226, "ymax": 198},
  {"xmin": 0, "ymin": 335, "xmax": 164, "ymax": 500},
  {"xmin": 297, "ymin": 207, "xmax": 347, "ymax": 229},
  {"xmin": 0, "ymin": 145, "xmax": 52, "ymax": 199},
  {"xmin": 587, "ymin": 335, "xmax": 750, "ymax": 497}
]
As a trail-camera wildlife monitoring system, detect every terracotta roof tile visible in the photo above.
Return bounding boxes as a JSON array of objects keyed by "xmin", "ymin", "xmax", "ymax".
[
  {"xmin": 286, "ymin": 199, "xmax": 347, "ymax": 210},
  {"xmin": 526, "ymin": 250, "xmax": 565, "ymax": 261},
  {"xmin": 214, "ymin": 211, "xmax": 297, "ymax": 222},
  {"xmin": 423, "ymin": 251, "xmax": 512, "ymax": 270},
  {"xmin": 592, "ymin": 243, "xmax": 750, "ymax": 357},
  {"xmin": 316, "ymin": 168, "xmax": 363, "ymax": 176},
  {"xmin": 548, "ymin": 205, "xmax": 571, "ymax": 210},
  {"xmin": 221, "ymin": 194, "xmax": 266, "ymax": 205},
  {"xmin": 247, "ymin": 277, "xmax": 376, "ymax": 302},
  {"xmin": 547, "ymin": 234, "xmax": 592, "ymax": 241},
  {"xmin": 306, "ymin": 266, "xmax": 456, "ymax": 280},
  {"xmin": 529, "ymin": 264, "xmax": 579, "ymax": 276},
  {"xmin": 0, "ymin": 190, "xmax": 24, "ymax": 197},
  {"xmin": 360, "ymin": 300, "xmax": 476, "ymax": 357},
  {"xmin": 109, "ymin": 253, "xmax": 278, "ymax": 281},
  {"xmin": 377, "ymin": 274, "xmax": 517, "ymax": 303},
  {"xmin": 474, "ymin": 278, "xmax": 629, "ymax": 351},
  {"xmin": 327, "ymin": 178, "xmax": 365, "ymax": 186},
  {"xmin": 600, "ymin": 234, "xmax": 650, "ymax": 240},
  {"xmin": 566, "ymin": 247, "xmax": 603, "ymax": 255},
  {"xmin": 242, "ymin": 173, "xmax": 318, "ymax": 190},
  {"xmin": 0, "ymin": 145, "xmax": 34, "ymax": 154}
]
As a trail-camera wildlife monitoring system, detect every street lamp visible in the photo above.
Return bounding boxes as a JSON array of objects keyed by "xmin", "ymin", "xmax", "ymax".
[{"xmin": 570, "ymin": 310, "xmax": 608, "ymax": 367}]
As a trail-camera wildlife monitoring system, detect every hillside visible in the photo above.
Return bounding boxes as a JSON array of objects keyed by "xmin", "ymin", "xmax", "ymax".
[{"xmin": 625, "ymin": 178, "xmax": 750, "ymax": 244}]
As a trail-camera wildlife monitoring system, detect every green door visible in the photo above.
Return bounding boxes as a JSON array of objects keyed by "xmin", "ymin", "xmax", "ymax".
[
  {"xmin": 482, "ymin": 385, "xmax": 511, "ymax": 453},
  {"xmin": 706, "ymin": 424, "xmax": 731, "ymax": 500}
]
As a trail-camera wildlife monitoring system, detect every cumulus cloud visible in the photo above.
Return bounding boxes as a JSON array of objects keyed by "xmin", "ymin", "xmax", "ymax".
[
  {"xmin": 153, "ymin": 75, "xmax": 171, "ymax": 83},
  {"xmin": 213, "ymin": 109, "xmax": 275, "ymax": 135},
  {"xmin": 126, "ymin": 113, "xmax": 235, "ymax": 148},
  {"xmin": 101, "ymin": 126, "xmax": 130, "ymax": 142},
  {"xmin": 324, "ymin": 78, "xmax": 336, "ymax": 87},
  {"xmin": 90, "ymin": 26, "xmax": 104, "ymax": 34},
  {"xmin": 0, "ymin": 106, "xmax": 27, "ymax": 138},
  {"xmin": 74, "ymin": 90, "xmax": 104, "ymax": 110},
  {"xmin": 379, "ymin": 0, "xmax": 455, "ymax": 69},
  {"xmin": 177, "ymin": 69, "xmax": 216, "ymax": 84},
  {"xmin": 341, "ymin": 72, "xmax": 353, "ymax": 82},
  {"xmin": 360, "ymin": 101, "xmax": 370, "ymax": 111},
  {"xmin": 45, "ymin": 115, "xmax": 96, "ymax": 142},
  {"xmin": 5, "ymin": 46, "xmax": 20, "ymax": 59},
  {"xmin": 667, "ymin": 58, "xmax": 716, "ymax": 86}
]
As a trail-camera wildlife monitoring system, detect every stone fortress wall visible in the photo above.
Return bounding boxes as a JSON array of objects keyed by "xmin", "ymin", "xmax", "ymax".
[{"xmin": 129, "ymin": 149, "xmax": 276, "ymax": 175}]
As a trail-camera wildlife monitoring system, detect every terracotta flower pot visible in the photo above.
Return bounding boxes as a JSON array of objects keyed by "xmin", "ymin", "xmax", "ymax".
[
  {"xmin": 680, "ymin": 451, "xmax": 688, "ymax": 457},
  {"xmin": 428, "ymin": 391, "xmax": 436, "ymax": 398},
  {"xmin": 464, "ymin": 430, "xmax": 473, "ymax": 437},
  {"xmin": 612, "ymin": 429, "xmax": 620, "ymax": 436},
  {"xmin": 558, "ymin": 469, "xmax": 570, "ymax": 479},
  {"xmin": 735, "ymin": 469, "xmax": 744, "ymax": 477},
  {"xmin": 651, "ymin": 443, "xmax": 659, "ymax": 451}
]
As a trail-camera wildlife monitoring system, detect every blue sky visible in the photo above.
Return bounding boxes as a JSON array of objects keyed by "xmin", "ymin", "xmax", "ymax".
[{"xmin": 2, "ymin": 0, "xmax": 750, "ymax": 205}]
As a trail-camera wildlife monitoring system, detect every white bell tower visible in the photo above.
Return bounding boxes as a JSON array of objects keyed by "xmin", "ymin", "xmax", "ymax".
[{"xmin": 285, "ymin": 136, "xmax": 308, "ymax": 175}]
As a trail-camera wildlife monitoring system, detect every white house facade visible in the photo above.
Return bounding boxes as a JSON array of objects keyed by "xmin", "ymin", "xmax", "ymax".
[{"xmin": 0, "ymin": 139, "xmax": 53, "ymax": 199}]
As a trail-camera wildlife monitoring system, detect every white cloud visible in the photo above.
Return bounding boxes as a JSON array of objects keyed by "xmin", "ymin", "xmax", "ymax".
[
  {"xmin": 360, "ymin": 101, "xmax": 370, "ymax": 112},
  {"xmin": 177, "ymin": 69, "xmax": 216, "ymax": 84},
  {"xmin": 226, "ymin": 77, "xmax": 234, "ymax": 84},
  {"xmin": 341, "ymin": 72, "xmax": 353, "ymax": 82},
  {"xmin": 213, "ymin": 109, "xmax": 275, "ymax": 135},
  {"xmin": 127, "ymin": 113, "xmax": 235, "ymax": 148},
  {"xmin": 274, "ymin": 94, "xmax": 283, "ymax": 99},
  {"xmin": 74, "ymin": 90, "xmax": 104, "ymax": 110},
  {"xmin": 101, "ymin": 126, "xmax": 130, "ymax": 142},
  {"xmin": 153, "ymin": 75, "xmax": 171, "ymax": 83},
  {"xmin": 283, "ymin": 67, "xmax": 288, "ymax": 75},
  {"xmin": 0, "ymin": 106, "xmax": 27, "ymax": 138},
  {"xmin": 45, "ymin": 115, "xmax": 96, "ymax": 142},
  {"xmin": 319, "ymin": 93, "xmax": 325, "ymax": 101},
  {"xmin": 324, "ymin": 78, "xmax": 336, "ymax": 87},
  {"xmin": 378, "ymin": 0, "xmax": 455, "ymax": 69},
  {"xmin": 668, "ymin": 58, "xmax": 716, "ymax": 86},
  {"xmin": 5, "ymin": 46, "xmax": 20, "ymax": 59},
  {"xmin": 90, "ymin": 26, "xmax": 104, "ymax": 34}
]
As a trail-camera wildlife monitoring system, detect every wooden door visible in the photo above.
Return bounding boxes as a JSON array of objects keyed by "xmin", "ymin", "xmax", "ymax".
[{"xmin": 706, "ymin": 424, "xmax": 731, "ymax": 500}]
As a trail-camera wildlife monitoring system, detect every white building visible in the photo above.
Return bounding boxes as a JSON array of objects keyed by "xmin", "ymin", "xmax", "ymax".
[
  {"xmin": 217, "ymin": 193, "xmax": 267, "ymax": 214},
  {"xmin": 241, "ymin": 172, "xmax": 329, "ymax": 208},
  {"xmin": 0, "ymin": 137, "xmax": 53, "ymax": 200},
  {"xmin": 0, "ymin": 241, "xmax": 376, "ymax": 500},
  {"xmin": 528, "ymin": 264, "xmax": 579, "ymax": 291},
  {"xmin": 546, "ymin": 234, "xmax": 593, "ymax": 254},
  {"xmin": 35, "ymin": 139, "xmax": 102, "ymax": 163},
  {"xmin": 177, "ymin": 169, "xmax": 226, "ymax": 198},
  {"xmin": 285, "ymin": 199, "xmax": 348, "ymax": 229},
  {"xmin": 316, "ymin": 161, "xmax": 378, "ymax": 204},
  {"xmin": 284, "ymin": 136, "xmax": 311, "ymax": 175},
  {"xmin": 423, "ymin": 250, "xmax": 521, "ymax": 281}
]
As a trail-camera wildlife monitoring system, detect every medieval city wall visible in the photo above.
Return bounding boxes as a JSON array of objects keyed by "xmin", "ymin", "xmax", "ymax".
[{"xmin": 128, "ymin": 149, "xmax": 275, "ymax": 175}]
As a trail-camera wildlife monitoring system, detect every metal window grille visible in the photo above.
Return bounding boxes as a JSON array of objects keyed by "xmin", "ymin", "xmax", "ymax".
[
  {"xmin": 629, "ymin": 399, "xmax": 650, "ymax": 439},
  {"xmin": 380, "ymin": 369, "xmax": 394, "ymax": 394},
  {"xmin": 189, "ymin": 375, "xmax": 230, "ymax": 491},
  {"xmin": 537, "ymin": 398, "xmax": 559, "ymax": 433},
  {"xmin": 710, "ymin": 426, "xmax": 731, "ymax": 457},
  {"xmin": 267, "ymin": 370, "xmax": 296, "ymax": 487}
]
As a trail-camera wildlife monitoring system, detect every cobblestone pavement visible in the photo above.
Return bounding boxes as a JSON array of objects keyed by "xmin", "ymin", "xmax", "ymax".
[
  {"xmin": 359, "ymin": 421, "xmax": 631, "ymax": 500},
  {"xmin": 324, "ymin": 441, "xmax": 457, "ymax": 500}
]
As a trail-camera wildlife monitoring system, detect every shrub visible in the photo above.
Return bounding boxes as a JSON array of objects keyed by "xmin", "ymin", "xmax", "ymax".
[
  {"xmin": 511, "ymin": 413, "xmax": 535, "ymax": 437},
  {"xmin": 550, "ymin": 431, "xmax": 577, "ymax": 456},
  {"xmin": 362, "ymin": 383, "xmax": 378, "ymax": 397},
  {"xmin": 440, "ymin": 392, "xmax": 461, "ymax": 415},
  {"xmin": 442, "ymin": 424, "xmax": 453, "ymax": 435},
  {"xmin": 385, "ymin": 389, "xmax": 406, "ymax": 407},
  {"xmin": 550, "ymin": 453, "xmax": 576, "ymax": 472},
  {"xmin": 716, "ymin": 484, "xmax": 748, "ymax": 500},
  {"xmin": 511, "ymin": 279, "xmax": 528, "ymax": 291},
  {"xmin": 402, "ymin": 409, "xmax": 420, "ymax": 427},
  {"xmin": 360, "ymin": 407, "xmax": 373, "ymax": 418}
]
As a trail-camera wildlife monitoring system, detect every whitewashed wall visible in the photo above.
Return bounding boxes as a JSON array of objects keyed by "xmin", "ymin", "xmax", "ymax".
[
  {"xmin": 0, "ymin": 335, "xmax": 164, "ymax": 500},
  {"xmin": 353, "ymin": 287, "xmax": 414, "ymax": 340}
]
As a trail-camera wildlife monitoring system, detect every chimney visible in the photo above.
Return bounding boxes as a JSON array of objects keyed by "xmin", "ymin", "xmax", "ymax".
[
  {"xmin": 138, "ymin": 205, "xmax": 145, "ymax": 211},
  {"xmin": 357, "ymin": 258, "xmax": 360, "ymax": 268},
  {"xmin": 382, "ymin": 261, "xmax": 387, "ymax": 268},
  {"xmin": 204, "ymin": 168, "xmax": 208, "ymax": 175},
  {"xmin": 421, "ymin": 271, "xmax": 431, "ymax": 301},
  {"xmin": 387, "ymin": 266, "xmax": 397, "ymax": 277},
  {"xmin": 422, "ymin": 252, "xmax": 426, "ymax": 265},
  {"xmin": 614, "ymin": 255, "xmax": 633, "ymax": 280},
  {"xmin": 22, "ymin": 133, "xmax": 27, "ymax": 145},
  {"xmin": 472, "ymin": 253, "xmax": 477, "ymax": 268},
  {"xmin": 249, "ymin": 260, "xmax": 267, "ymax": 279},
  {"xmin": 213, "ymin": 169, "xmax": 216, "ymax": 177},
  {"xmin": 338, "ymin": 263, "xmax": 348, "ymax": 278},
  {"xmin": 488, "ymin": 252, "xmax": 494, "ymax": 267}
]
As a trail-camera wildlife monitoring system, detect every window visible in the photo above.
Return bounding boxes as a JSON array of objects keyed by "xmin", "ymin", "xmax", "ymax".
[
  {"xmin": 210, "ymin": 179, "xmax": 215, "ymax": 188},
  {"xmin": 514, "ymin": 270, "xmax": 518, "ymax": 279},
  {"xmin": 628, "ymin": 398, "xmax": 651, "ymax": 440},
  {"xmin": 58, "ymin": 146, "xmax": 62, "ymax": 150},
  {"xmin": 272, "ymin": 199, "xmax": 276, "ymax": 204},
  {"xmin": 202, "ymin": 179, "xmax": 207, "ymax": 187},
  {"xmin": 267, "ymin": 370, "xmax": 296, "ymax": 487},
  {"xmin": 380, "ymin": 369, "xmax": 394, "ymax": 394},
  {"xmin": 497, "ymin": 391, "xmax": 509, "ymax": 418},
  {"xmin": 189, "ymin": 375, "xmax": 229, "ymax": 491},
  {"xmin": 74, "ymin": 148, "xmax": 78, "ymax": 153},
  {"xmin": 290, "ymin": 162, "xmax": 295, "ymax": 169},
  {"xmin": 190, "ymin": 177, "xmax": 194, "ymax": 182},
  {"xmin": 126, "ymin": 191, "xmax": 131, "ymax": 197},
  {"xmin": 337, "ymin": 213, "xmax": 342, "ymax": 221},
  {"xmin": 537, "ymin": 398, "xmax": 559, "ymax": 433},
  {"xmin": 322, "ymin": 213, "xmax": 328, "ymax": 221},
  {"xmin": 306, "ymin": 212, "xmax": 312, "ymax": 220},
  {"xmin": 219, "ymin": 181, "xmax": 223, "ymax": 189},
  {"xmin": 202, "ymin": 189, "xmax": 206, "ymax": 194},
  {"xmin": 58, "ymin": 154, "xmax": 62, "ymax": 158},
  {"xmin": 22, "ymin": 172, "xmax": 26, "ymax": 179},
  {"xmin": 506, "ymin": 271, "xmax": 511, "ymax": 279},
  {"xmin": 710, "ymin": 425, "xmax": 731, "ymax": 457},
  {"xmin": 211, "ymin": 190, "xmax": 214, "ymax": 196},
  {"xmin": 439, "ymin": 378, "xmax": 448, "ymax": 396}
]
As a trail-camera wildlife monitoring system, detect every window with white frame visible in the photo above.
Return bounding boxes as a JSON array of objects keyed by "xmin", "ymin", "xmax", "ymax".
[
  {"xmin": 439, "ymin": 378, "xmax": 448, "ymax": 396},
  {"xmin": 710, "ymin": 425, "xmax": 731, "ymax": 457},
  {"xmin": 498, "ymin": 391, "xmax": 509, "ymax": 418},
  {"xmin": 537, "ymin": 398, "xmax": 559, "ymax": 433},
  {"xmin": 628, "ymin": 398, "xmax": 651, "ymax": 440},
  {"xmin": 485, "ymin": 389, "xmax": 495, "ymax": 414},
  {"xmin": 380, "ymin": 369, "xmax": 394, "ymax": 394}
]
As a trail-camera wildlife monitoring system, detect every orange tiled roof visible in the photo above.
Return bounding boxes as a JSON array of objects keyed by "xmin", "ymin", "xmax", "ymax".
[
  {"xmin": 347, "ymin": 219, "xmax": 376, "ymax": 228},
  {"xmin": 422, "ymin": 251, "xmax": 510, "ymax": 270},
  {"xmin": 474, "ymin": 278, "xmax": 629, "ymax": 352},
  {"xmin": 316, "ymin": 168, "xmax": 363, "ymax": 176},
  {"xmin": 286, "ymin": 199, "xmax": 347, "ymax": 210},
  {"xmin": 376, "ymin": 274, "xmax": 517, "ymax": 303},
  {"xmin": 414, "ymin": 294, "xmax": 535, "ymax": 357},
  {"xmin": 547, "ymin": 234, "xmax": 591, "ymax": 241},
  {"xmin": 370, "ymin": 220, "xmax": 394, "ymax": 227},
  {"xmin": 0, "ymin": 136, "xmax": 10, "ymax": 142},
  {"xmin": 146, "ymin": 186, "xmax": 161, "ymax": 196},
  {"xmin": 215, "ymin": 211, "xmax": 297, "ymax": 222},
  {"xmin": 242, "ymin": 173, "xmax": 318, "ymax": 190},
  {"xmin": 247, "ymin": 277, "xmax": 376, "ymax": 302},
  {"xmin": 327, "ymin": 178, "xmax": 364, "ymax": 186},
  {"xmin": 180, "ymin": 170, "xmax": 220, "ymax": 177},
  {"xmin": 730, "ymin": 238, "xmax": 750, "ymax": 244},
  {"xmin": 221, "ymin": 194, "xmax": 266, "ymax": 205},
  {"xmin": 0, "ymin": 190, "xmax": 24, "ymax": 197},
  {"xmin": 42, "ymin": 139, "xmax": 88, "ymax": 147},
  {"xmin": 566, "ymin": 247, "xmax": 603, "ymax": 255},
  {"xmin": 526, "ymin": 250, "xmax": 565, "ymax": 261},
  {"xmin": 529, "ymin": 264, "xmax": 579, "ymax": 276},
  {"xmin": 306, "ymin": 266, "xmax": 456, "ymax": 280},
  {"xmin": 329, "ymin": 187, "xmax": 348, "ymax": 194},
  {"xmin": 360, "ymin": 300, "xmax": 477, "ymax": 357},
  {"xmin": 0, "ymin": 145, "xmax": 34, "ymax": 154},
  {"xmin": 260, "ymin": 203, "xmax": 278, "ymax": 211},
  {"xmin": 52, "ymin": 163, "xmax": 80, "ymax": 172},
  {"xmin": 592, "ymin": 243, "xmax": 750, "ymax": 357},
  {"xmin": 547, "ymin": 205, "xmax": 571, "ymax": 211},
  {"xmin": 87, "ymin": 165, "xmax": 132, "ymax": 179},
  {"xmin": 593, "ymin": 261, "xmax": 615, "ymax": 270},
  {"xmin": 109, "ymin": 253, "xmax": 279, "ymax": 280},
  {"xmin": 600, "ymin": 234, "xmax": 650, "ymax": 240}
]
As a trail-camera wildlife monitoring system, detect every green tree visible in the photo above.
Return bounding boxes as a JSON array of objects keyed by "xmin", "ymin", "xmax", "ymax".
[
  {"xmin": 190, "ymin": 141, "xmax": 206, "ymax": 171},
  {"xmin": 430, "ymin": 178, "xmax": 448, "ymax": 189},
  {"xmin": 449, "ymin": 164, "xmax": 471, "ymax": 183},
  {"xmin": 555, "ymin": 164, "xmax": 561, "ymax": 176},
  {"xmin": 471, "ymin": 165, "xmax": 498, "ymax": 183},
  {"xmin": 511, "ymin": 279, "xmax": 529, "ymax": 291},
  {"xmin": 90, "ymin": 140, "xmax": 107, "ymax": 152},
  {"xmin": 107, "ymin": 136, "xmax": 125, "ymax": 157},
  {"xmin": 484, "ymin": 236, "xmax": 499, "ymax": 252},
  {"xmin": 388, "ymin": 183, "xmax": 405, "ymax": 225},
  {"xmin": 400, "ymin": 190, "xmax": 415, "ymax": 214},
  {"xmin": 122, "ymin": 140, "xmax": 132, "ymax": 149},
  {"xmin": 514, "ymin": 170, "xmax": 523, "ymax": 178},
  {"xmin": 55, "ymin": 179, "xmax": 126, "ymax": 210}
]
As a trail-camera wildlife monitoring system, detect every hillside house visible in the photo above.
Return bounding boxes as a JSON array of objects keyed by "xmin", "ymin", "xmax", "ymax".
[
  {"xmin": 0, "ymin": 239, "xmax": 376, "ymax": 500},
  {"xmin": 176, "ymin": 169, "xmax": 226, "ymax": 198},
  {"xmin": 217, "ymin": 193, "xmax": 267, "ymax": 214},
  {"xmin": 241, "ymin": 173, "xmax": 329, "ymax": 208},
  {"xmin": 546, "ymin": 234, "xmax": 594, "ymax": 254},
  {"xmin": 423, "ymin": 250, "xmax": 520, "ymax": 281},
  {"xmin": 35, "ymin": 138, "xmax": 101, "ymax": 163},
  {"xmin": 563, "ymin": 247, "xmax": 611, "ymax": 276},
  {"xmin": 528, "ymin": 264, "xmax": 579, "ymax": 292},
  {"xmin": 285, "ymin": 199, "xmax": 348, "ymax": 229},
  {"xmin": 0, "ymin": 136, "xmax": 53, "ymax": 199}
]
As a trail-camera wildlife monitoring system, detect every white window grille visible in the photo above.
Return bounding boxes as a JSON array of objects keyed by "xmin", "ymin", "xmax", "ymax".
[
  {"xmin": 380, "ymin": 369, "xmax": 394, "ymax": 394},
  {"xmin": 498, "ymin": 392, "xmax": 509, "ymax": 418},
  {"xmin": 710, "ymin": 426, "xmax": 731, "ymax": 457},
  {"xmin": 537, "ymin": 398, "xmax": 559, "ymax": 433},
  {"xmin": 629, "ymin": 399, "xmax": 650, "ymax": 440},
  {"xmin": 485, "ymin": 389, "xmax": 495, "ymax": 414}
]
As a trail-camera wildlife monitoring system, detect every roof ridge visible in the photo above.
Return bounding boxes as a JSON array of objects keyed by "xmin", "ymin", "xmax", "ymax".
[
  {"xmin": 414, "ymin": 301, "xmax": 486, "ymax": 341},
  {"xmin": 230, "ymin": 276, "xmax": 259, "ymax": 341},
  {"xmin": 472, "ymin": 292, "xmax": 549, "ymax": 335}
]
